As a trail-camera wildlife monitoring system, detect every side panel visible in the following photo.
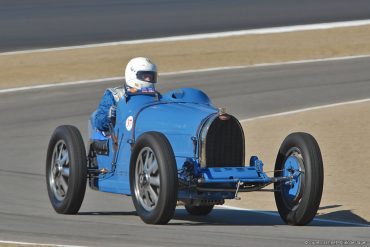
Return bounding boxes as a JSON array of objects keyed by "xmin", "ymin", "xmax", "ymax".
[{"xmin": 96, "ymin": 95, "xmax": 156, "ymax": 195}]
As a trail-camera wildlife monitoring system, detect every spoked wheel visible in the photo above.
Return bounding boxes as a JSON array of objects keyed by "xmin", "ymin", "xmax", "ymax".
[
  {"xmin": 134, "ymin": 147, "xmax": 161, "ymax": 212},
  {"xmin": 130, "ymin": 132, "xmax": 178, "ymax": 224},
  {"xmin": 185, "ymin": 205, "xmax": 214, "ymax": 216},
  {"xmin": 274, "ymin": 132, "xmax": 324, "ymax": 225},
  {"xmin": 49, "ymin": 140, "xmax": 70, "ymax": 202},
  {"xmin": 46, "ymin": 125, "xmax": 87, "ymax": 214}
]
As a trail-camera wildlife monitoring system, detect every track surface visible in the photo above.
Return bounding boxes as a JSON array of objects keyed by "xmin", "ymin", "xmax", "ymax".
[
  {"xmin": 1, "ymin": 0, "xmax": 370, "ymax": 52},
  {"xmin": 1, "ymin": 58, "xmax": 370, "ymax": 246}
]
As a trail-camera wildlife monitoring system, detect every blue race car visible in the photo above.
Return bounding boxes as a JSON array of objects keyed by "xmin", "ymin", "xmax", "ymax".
[{"xmin": 46, "ymin": 87, "xmax": 324, "ymax": 225}]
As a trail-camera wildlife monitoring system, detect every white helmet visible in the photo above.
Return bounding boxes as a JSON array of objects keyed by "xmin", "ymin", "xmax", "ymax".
[{"xmin": 125, "ymin": 57, "xmax": 157, "ymax": 89}]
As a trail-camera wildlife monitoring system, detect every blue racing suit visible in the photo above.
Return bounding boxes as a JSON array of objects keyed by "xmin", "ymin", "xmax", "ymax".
[
  {"xmin": 93, "ymin": 86, "xmax": 155, "ymax": 131},
  {"xmin": 94, "ymin": 87, "xmax": 125, "ymax": 131}
]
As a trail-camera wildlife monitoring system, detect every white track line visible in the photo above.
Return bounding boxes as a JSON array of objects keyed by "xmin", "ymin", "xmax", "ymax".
[
  {"xmin": 0, "ymin": 240, "xmax": 85, "ymax": 247},
  {"xmin": 1, "ymin": 54, "xmax": 370, "ymax": 94},
  {"xmin": 0, "ymin": 77, "xmax": 123, "ymax": 94},
  {"xmin": 1, "ymin": 19, "xmax": 370, "ymax": 56},
  {"xmin": 240, "ymin": 98, "xmax": 370, "ymax": 123},
  {"xmin": 218, "ymin": 205, "xmax": 369, "ymax": 227}
]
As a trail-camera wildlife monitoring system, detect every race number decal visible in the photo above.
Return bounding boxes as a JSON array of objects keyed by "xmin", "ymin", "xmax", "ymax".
[{"xmin": 126, "ymin": 116, "xmax": 134, "ymax": 131}]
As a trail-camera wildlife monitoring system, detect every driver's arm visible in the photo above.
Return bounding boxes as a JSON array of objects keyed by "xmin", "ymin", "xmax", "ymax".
[{"xmin": 94, "ymin": 90, "xmax": 116, "ymax": 131}]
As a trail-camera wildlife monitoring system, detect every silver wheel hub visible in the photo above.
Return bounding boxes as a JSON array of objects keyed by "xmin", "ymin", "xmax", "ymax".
[
  {"xmin": 139, "ymin": 173, "xmax": 150, "ymax": 186},
  {"xmin": 49, "ymin": 140, "xmax": 70, "ymax": 202},
  {"xmin": 134, "ymin": 147, "xmax": 160, "ymax": 212}
]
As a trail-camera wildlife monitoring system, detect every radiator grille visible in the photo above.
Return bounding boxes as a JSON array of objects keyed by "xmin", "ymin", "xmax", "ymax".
[{"xmin": 205, "ymin": 115, "xmax": 244, "ymax": 167}]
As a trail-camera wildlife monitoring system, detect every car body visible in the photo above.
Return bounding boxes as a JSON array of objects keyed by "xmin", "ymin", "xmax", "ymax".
[
  {"xmin": 46, "ymin": 87, "xmax": 324, "ymax": 225},
  {"xmin": 90, "ymin": 88, "xmax": 255, "ymax": 198}
]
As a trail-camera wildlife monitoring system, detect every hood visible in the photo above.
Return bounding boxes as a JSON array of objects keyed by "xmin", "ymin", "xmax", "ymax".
[
  {"xmin": 135, "ymin": 102, "xmax": 217, "ymax": 137},
  {"xmin": 116, "ymin": 88, "xmax": 218, "ymax": 158}
]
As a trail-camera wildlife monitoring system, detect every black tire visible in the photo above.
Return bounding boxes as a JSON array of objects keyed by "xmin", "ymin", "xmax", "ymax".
[
  {"xmin": 274, "ymin": 132, "xmax": 324, "ymax": 225},
  {"xmin": 46, "ymin": 125, "xmax": 87, "ymax": 214},
  {"xmin": 130, "ymin": 132, "xmax": 178, "ymax": 224},
  {"xmin": 185, "ymin": 205, "xmax": 214, "ymax": 216}
]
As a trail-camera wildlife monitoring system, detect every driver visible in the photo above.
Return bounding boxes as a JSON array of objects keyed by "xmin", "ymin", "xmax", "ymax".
[{"xmin": 94, "ymin": 57, "xmax": 157, "ymax": 132}]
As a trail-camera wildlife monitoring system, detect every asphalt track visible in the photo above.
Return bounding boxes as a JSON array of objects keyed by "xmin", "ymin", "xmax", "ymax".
[
  {"xmin": 2, "ymin": 0, "xmax": 370, "ymax": 52},
  {"xmin": 1, "ymin": 57, "xmax": 370, "ymax": 246}
]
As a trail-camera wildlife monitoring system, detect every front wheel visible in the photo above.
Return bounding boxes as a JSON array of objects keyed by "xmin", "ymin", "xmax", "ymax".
[
  {"xmin": 274, "ymin": 132, "xmax": 324, "ymax": 225},
  {"xmin": 46, "ymin": 125, "xmax": 87, "ymax": 214},
  {"xmin": 130, "ymin": 132, "xmax": 178, "ymax": 224}
]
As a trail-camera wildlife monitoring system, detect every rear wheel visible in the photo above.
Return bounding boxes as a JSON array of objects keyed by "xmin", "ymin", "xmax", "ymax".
[
  {"xmin": 185, "ymin": 205, "xmax": 214, "ymax": 216},
  {"xmin": 130, "ymin": 132, "xmax": 178, "ymax": 224},
  {"xmin": 274, "ymin": 132, "xmax": 324, "ymax": 225},
  {"xmin": 46, "ymin": 125, "xmax": 87, "ymax": 214}
]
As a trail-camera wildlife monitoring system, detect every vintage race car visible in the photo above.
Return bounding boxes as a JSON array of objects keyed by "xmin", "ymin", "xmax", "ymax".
[{"xmin": 46, "ymin": 87, "xmax": 324, "ymax": 225}]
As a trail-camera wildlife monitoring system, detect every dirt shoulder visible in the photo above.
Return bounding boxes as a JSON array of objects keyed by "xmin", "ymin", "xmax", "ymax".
[
  {"xmin": 225, "ymin": 101, "xmax": 370, "ymax": 224},
  {"xmin": 1, "ymin": 25, "xmax": 370, "ymax": 89}
]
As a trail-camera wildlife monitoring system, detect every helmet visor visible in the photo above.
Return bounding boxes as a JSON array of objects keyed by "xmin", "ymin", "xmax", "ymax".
[{"xmin": 136, "ymin": 71, "xmax": 157, "ymax": 83}]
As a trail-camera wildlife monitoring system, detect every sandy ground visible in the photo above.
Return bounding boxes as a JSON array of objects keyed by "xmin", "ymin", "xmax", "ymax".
[
  {"xmin": 1, "ymin": 25, "xmax": 370, "ymax": 89},
  {"xmin": 225, "ymin": 101, "xmax": 370, "ymax": 224}
]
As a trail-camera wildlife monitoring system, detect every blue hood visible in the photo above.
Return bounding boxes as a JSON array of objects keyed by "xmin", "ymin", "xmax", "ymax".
[
  {"xmin": 135, "ymin": 102, "xmax": 217, "ymax": 158},
  {"xmin": 135, "ymin": 102, "xmax": 216, "ymax": 135},
  {"xmin": 115, "ymin": 88, "xmax": 218, "ymax": 158}
]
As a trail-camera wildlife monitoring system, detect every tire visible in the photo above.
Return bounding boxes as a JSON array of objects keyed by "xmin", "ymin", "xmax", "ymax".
[
  {"xmin": 185, "ymin": 205, "xmax": 214, "ymax": 216},
  {"xmin": 46, "ymin": 125, "xmax": 87, "ymax": 214},
  {"xmin": 130, "ymin": 132, "xmax": 178, "ymax": 224},
  {"xmin": 274, "ymin": 132, "xmax": 324, "ymax": 225}
]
